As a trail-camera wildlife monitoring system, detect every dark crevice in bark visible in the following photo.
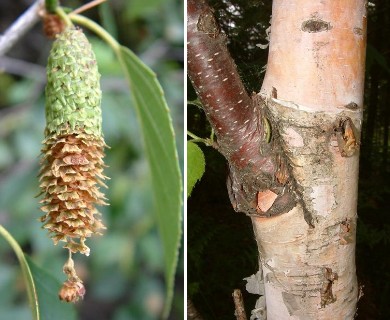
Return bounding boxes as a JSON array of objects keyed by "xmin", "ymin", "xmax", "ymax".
[{"xmin": 187, "ymin": 0, "xmax": 298, "ymax": 218}]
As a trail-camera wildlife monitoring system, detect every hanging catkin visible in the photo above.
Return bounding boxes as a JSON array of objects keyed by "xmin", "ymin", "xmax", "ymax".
[{"xmin": 39, "ymin": 27, "xmax": 108, "ymax": 302}]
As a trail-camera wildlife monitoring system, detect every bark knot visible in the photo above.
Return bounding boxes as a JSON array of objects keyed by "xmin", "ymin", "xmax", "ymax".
[
  {"xmin": 302, "ymin": 18, "xmax": 332, "ymax": 33},
  {"xmin": 197, "ymin": 8, "xmax": 220, "ymax": 38}
]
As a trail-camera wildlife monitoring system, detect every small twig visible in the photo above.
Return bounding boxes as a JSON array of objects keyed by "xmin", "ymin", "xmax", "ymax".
[
  {"xmin": 71, "ymin": 0, "xmax": 107, "ymax": 15},
  {"xmin": 0, "ymin": 0, "xmax": 44, "ymax": 56},
  {"xmin": 187, "ymin": 130, "xmax": 203, "ymax": 141},
  {"xmin": 69, "ymin": 14, "xmax": 119, "ymax": 51},
  {"xmin": 233, "ymin": 289, "xmax": 248, "ymax": 320},
  {"xmin": 187, "ymin": 130, "xmax": 214, "ymax": 147},
  {"xmin": 55, "ymin": 7, "xmax": 73, "ymax": 27},
  {"xmin": 187, "ymin": 99, "xmax": 203, "ymax": 109},
  {"xmin": 187, "ymin": 299, "xmax": 204, "ymax": 320},
  {"xmin": 45, "ymin": 0, "xmax": 59, "ymax": 13},
  {"xmin": 0, "ymin": 56, "xmax": 46, "ymax": 80},
  {"xmin": 210, "ymin": 127, "xmax": 215, "ymax": 144}
]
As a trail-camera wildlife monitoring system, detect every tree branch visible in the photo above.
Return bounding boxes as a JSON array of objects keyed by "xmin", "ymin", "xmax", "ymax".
[
  {"xmin": 0, "ymin": 0, "xmax": 44, "ymax": 56},
  {"xmin": 187, "ymin": 0, "xmax": 260, "ymax": 166},
  {"xmin": 187, "ymin": 299, "xmax": 204, "ymax": 320},
  {"xmin": 187, "ymin": 0, "xmax": 296, "ymax": 216},
  {"xmin": 0, "ymin": 56, "xmax": 46, "ymax": 80},
  {"xmin": 233, "ymin": 289, "xmax": 248, "ymax": 320}
]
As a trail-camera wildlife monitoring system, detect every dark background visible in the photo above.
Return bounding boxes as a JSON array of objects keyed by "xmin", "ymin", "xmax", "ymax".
[
  {"xmin": 0, "ymin": 0, "xmax": 183, "ymax": 319},
  {"xmin": 188, "ymin": 1, "xmax": 390, "ymax": 319}
]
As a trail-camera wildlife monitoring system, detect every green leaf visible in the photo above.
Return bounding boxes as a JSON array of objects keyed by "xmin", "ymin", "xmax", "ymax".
[
  {"xmin": 187, "ymin": 141, "xmax": 205, "ymax": 198},
  {"xmin": 0, "ymin": 226, "xmax": 77, "ymax": 320},
  {"xmin": 26, "ymin": 257, "xmax": 77, "ymax": 320},
  {"xmin": 0, "ymin": 225, "xmax": 39, "ymax": 320},
  {"xmin": 117, "ymin": 46, "xmax": 182, "ymax": 318}
]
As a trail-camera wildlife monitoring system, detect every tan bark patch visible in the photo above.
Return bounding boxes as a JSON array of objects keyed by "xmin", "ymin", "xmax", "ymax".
[{"xmin": 256, "ymin": 190, "xmax": 278, "ymax": 213}]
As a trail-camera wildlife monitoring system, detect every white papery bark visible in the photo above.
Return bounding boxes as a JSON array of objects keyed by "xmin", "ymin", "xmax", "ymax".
[{"xmin": 248, "ymin": 0, "xmax": 366, "ymax": 319}]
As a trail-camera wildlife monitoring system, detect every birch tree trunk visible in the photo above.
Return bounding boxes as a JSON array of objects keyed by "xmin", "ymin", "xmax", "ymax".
[{"xmin": 187, "ymin": 0, "xmax": 367, "ymax": 319}]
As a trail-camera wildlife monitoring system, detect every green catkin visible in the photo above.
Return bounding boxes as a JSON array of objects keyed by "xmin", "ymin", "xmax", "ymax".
[
  {"xmin": 45, "ymin": 27, "xmax": 102, "ymax": 136},
  {"xmin": 39, "ymin": 27, "xmax": 108, "ymax": 302}
]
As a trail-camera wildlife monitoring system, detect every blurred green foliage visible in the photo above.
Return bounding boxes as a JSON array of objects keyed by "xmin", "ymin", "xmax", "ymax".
[{"xmin": 0, "ymin": 0, "xmax": 183, "ymax": 319}]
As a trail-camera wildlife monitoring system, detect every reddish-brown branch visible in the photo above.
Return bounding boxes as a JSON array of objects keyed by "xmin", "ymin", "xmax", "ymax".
[
  {"xmin": 188, "ymin": 0, "xmax": 262, "ymax": 168},
  {"xmin": 187, "ymin": 0, "xmax": 297, "ymax": 216}
]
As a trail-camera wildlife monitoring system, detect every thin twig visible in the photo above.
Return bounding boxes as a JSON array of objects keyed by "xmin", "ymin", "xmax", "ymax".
[
  {"xmin": 0, "ymin": 0, "xmax": 45, "ymax": 56},
  {"xmin": 187, "ymin": 130, "xmax": 214, "ymax": 147},
  {"xmin": 233, "ymin": 289, "xmax": 248, "ymax": 320},
  {"xmin": 0, "ymin": 56, "xmax": 46, "ymax": 80},
  {"xmin": 71, "ymin": 0, "xmax": 107, "ymax": 15},
  {"xmin": 55, "ymin": 6, "xmax": 73, "ymax": 27},
  {"xmin": 69, "ymin": 14, "xmax": 119, "ymax": 51},
  {"xmin": 187, "ymin": 299, "xmax": 204, "ymax": 320}
]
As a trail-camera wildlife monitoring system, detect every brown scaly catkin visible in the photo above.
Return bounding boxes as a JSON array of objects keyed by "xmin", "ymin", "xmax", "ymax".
[
  {"xmin": 39, "ymin": 27, "xmax": 108, "ymax": 302},
  {"xmin": 39, "ymin": 130, "xmax": 107, "ymax": 256}
]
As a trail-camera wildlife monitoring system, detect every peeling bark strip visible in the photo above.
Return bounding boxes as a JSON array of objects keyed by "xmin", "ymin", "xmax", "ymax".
[
  {"xmin": 187, "ymin": 0, "xmax": 297, "ymax": 217},
  {"xmin": 334, "ymin": 117, "xmax": 360, "ymax": 157},
  {"xmin": 320, "ymin": 268, "xmax": 338, "ymax": 308},
  {"xmin": 339, "ymin": 218, "xmax": 355, "ymax": 245}
]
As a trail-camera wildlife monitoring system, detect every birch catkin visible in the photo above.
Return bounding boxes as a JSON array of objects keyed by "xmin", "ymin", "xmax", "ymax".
[{"xmin": 39, "ymin": 27, "xmax": 108, "ymax": 302}]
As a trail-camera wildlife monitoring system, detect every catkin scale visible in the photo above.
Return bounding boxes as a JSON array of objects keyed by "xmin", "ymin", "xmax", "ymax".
[{"xmin": 39, "ymin": 27, "xmax": 108, "ymax": 260}]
